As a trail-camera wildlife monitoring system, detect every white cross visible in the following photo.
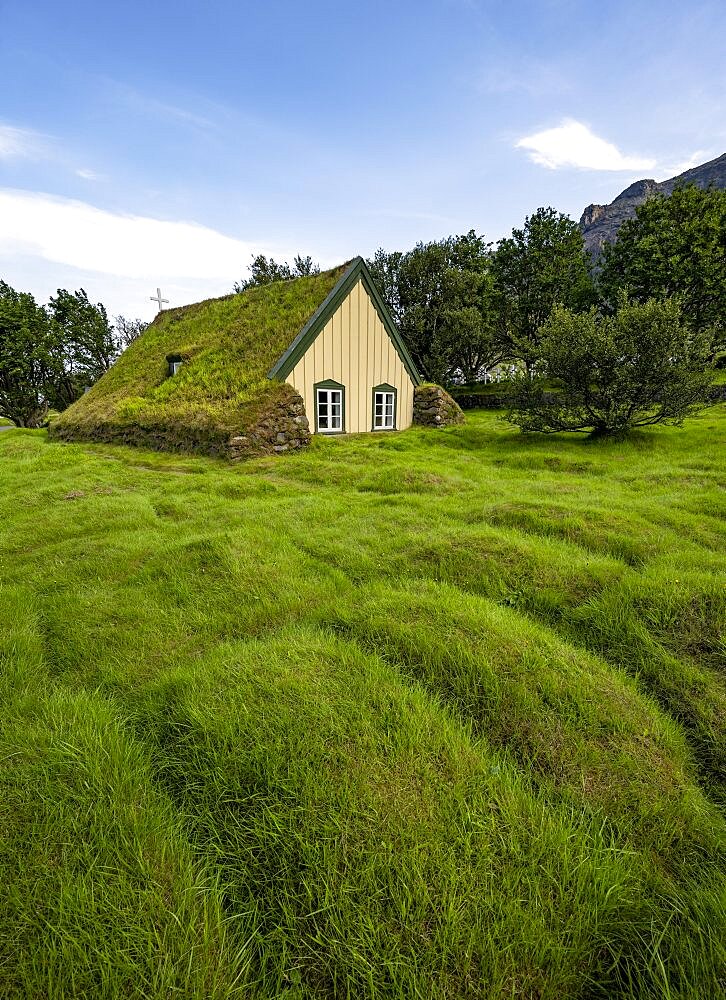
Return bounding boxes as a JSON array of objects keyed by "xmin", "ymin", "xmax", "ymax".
[{"xmin": 150, "ymin": 287, "xmax": 169, "ymax": 311}]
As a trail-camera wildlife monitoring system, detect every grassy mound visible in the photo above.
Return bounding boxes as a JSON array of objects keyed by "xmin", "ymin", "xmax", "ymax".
[
  {"xmin": 329, "ymin": 580, "xmax": 723, "ymax": 866},
  {"xmin": 130, "ymin": 630, "xmax": 666, "ymax": 997},
  {"xmin": 50, "ymin": 264, "xmax": 349, "ymax": 454},
  {"xmin": 1, "ymin": 406, "xmax": 725, "ymax": 997},
  {"xmin": 0, "ymin": 589, "xmax": 242, "ymax": 998}
]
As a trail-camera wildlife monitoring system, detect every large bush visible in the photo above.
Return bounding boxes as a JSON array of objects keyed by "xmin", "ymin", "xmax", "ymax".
[{"xmin": 507, "ymin": 296, "xmax": 714, "ymax": 436}]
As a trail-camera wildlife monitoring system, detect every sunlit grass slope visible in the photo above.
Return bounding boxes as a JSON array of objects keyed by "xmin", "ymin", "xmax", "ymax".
[
  {"xmin": 50, "ymin": 264, "xmax": 349, "ymax": 453},
  {"xmin": 1, "ymin": 407, "xmax": 725, "ymax": 998}
]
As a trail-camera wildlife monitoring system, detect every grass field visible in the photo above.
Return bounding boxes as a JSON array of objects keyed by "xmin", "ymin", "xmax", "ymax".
[{"xmin": 1, "ymin": 408, "xmax": 724, "ymax": 999}]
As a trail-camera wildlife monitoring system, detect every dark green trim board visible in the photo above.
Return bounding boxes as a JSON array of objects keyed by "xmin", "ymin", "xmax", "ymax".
[
  {"xmin": 313, "ymin": 379, "xmax": 346, "ymax": 434},
  {"xmin": 371, "ymin": 383, "xmax": 398, "ymax": 431},
  {"xmin": 267, "ymin": 257, "xmax": 422, "ymax": 386}
]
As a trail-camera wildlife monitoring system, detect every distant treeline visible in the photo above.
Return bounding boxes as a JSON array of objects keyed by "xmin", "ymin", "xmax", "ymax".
[{"xmin": 241, "ymin": 185, "xmax": 724, "ymax": 388}]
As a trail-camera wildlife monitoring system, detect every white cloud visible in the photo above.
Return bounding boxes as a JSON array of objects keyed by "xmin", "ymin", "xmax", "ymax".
[
  {"xmin": 0, "ymin": 123, "xmax": 46, "ymax": 160},
  {"xmin": 0, "ymin": 189, "xmax": 257, "ymax": 281},
  {"xmin": 0, "ymin": 188, "xmax": 272, "ymax": 316},
  {"xmin": 0, "ymin": 188, "xmax": 336, "ymax": 317},
  {"xmin": 516, "ymin": 119, "xmax": 656, "ymax": 172},
  {"xmin": 75, "ymin": 168, "xmax": 100, "ymax": 181}
]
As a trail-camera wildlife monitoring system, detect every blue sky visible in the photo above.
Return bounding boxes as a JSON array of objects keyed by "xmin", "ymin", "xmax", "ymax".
[{"xmin": 1, "ymin": 0, "xmax": 724, "ymax": 318}]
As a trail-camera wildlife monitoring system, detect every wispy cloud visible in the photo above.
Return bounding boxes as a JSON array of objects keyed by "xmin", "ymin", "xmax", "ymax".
[
  {"xmin": 0, "ymin": 122, "xmax": 105, "ymax": 183},
  {"xmin": 657, "ymin": 149, "xmax": 711, "ymax": 179},
  {"xmin": 0, "ymin": 123, "xmax": 48, "ymax": 160},
  {"xmin": 0, "ymin": 189, "xmax": 256, "ymax": 281},
  {"xmin": 516, "ymin": 119, "xmax": 656, "ymax": 172},
  {"xmin": 105, "ymin": 80, "xmax": 219, "ymax": 131}
]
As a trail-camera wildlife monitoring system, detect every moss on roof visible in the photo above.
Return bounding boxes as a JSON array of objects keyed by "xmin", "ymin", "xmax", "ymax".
[{"xmin": 51, "ymin": 263, "xmax": 351, "ymax": 454}]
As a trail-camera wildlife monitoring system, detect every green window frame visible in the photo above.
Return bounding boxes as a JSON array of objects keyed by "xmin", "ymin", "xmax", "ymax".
[
  {"xmin": 371, "ymin": 383, "xmax": 397, "ymax": 431},
  {"xmin": 314, "ymin": 379, "xmax": 346, "ymax": 434}
]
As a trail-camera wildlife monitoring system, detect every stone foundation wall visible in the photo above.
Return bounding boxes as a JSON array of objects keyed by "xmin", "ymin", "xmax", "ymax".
[
  {"xmin": 412, "ymin": 384, "xmax": 465, "ymax": 428},
  {"xmin": 453, "ymin": 391, "xmax": 512, "ymax": 410},
  {"xmin": 227, "ymin": 388, "xmax": 311, "ymax": 460},
  {"xmin": 452, "ymin": 384, "xmax": 726, "ymax": 411}
]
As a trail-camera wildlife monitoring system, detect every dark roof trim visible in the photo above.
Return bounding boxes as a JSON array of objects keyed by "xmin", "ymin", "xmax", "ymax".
[
  {"xmin": 267, "ymin": 256, "xmax": 421, "ymax": 385},
  {"xmin": 314, "ymin": 378, "xmax": 345, "ymax": 388}
]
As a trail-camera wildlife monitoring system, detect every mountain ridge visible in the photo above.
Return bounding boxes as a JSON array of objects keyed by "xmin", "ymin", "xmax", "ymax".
[{"xmin": 579, "ymin": 152, "xmax": 726, "ymax": 255}]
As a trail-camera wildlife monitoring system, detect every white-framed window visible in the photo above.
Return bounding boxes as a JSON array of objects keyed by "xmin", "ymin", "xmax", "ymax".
[
  {"xmin": 315, "ymin": 384, "xmax": 344, "ymax": 433},
  {"xmin": 372, "ymin": 386, "xmax": 396, "ymax": 430}
]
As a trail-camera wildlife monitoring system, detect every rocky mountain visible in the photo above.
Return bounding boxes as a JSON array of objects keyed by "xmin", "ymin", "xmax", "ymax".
[{"xmin": 579, "ymin": 152, "xmax": 726, "ymax": 256}]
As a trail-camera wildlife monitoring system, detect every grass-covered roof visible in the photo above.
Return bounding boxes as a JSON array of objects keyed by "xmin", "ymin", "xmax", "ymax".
[{"xmin": 52, "ymin": 262, "xmax": 351, "ymax": 453}]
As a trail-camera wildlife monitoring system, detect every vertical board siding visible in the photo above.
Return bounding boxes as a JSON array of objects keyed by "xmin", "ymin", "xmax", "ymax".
[
  {"xmin": 287, "ymin": 278, "xmax": 415, "ymax": 433},
  {"xmin": 341, "ymin": 290, "xmax": 350, "ymax": 409}
]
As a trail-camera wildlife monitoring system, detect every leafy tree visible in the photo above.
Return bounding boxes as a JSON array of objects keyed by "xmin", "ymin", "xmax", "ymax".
[
  {"xmin": 367, "ymin": 249, "xmax": 405, "ymax": 325},
  {"xmin": 492, "ymin": 207, "xmax": 595, "ymax": 369},
  {"xmin": 368, "ymin": 231, "xmax": 506, "ymax": 384},
  {"xmin": 0, "ymin": 281, "xmax": 58, "ymax": 427},
  {"xmin": 114, "ymin": 315, "xmax": 148, "ymax": 349},
  {"xmin": 369, "ymin": 238, "xmax": 450, "ymax": 383},
  {"xmin": 507, "ymin": 295, "xmax": 714, "ymax": 437},
  {"xmin": 599, "ymin": 184, "xmax": 726, "ymax": 348},
  {"xmin": 47, "ymin": 288, "xmax": 118, "ymax": 408},
  {"xmin": 234, "ymin": 253, "xmax": 320, "ymax": 292},
  {"xmin": 1, "ymin": 284, "xmax": 148, "ymax": 424},
  {"xmin": 439, "ymin": 233, "xmax": 506, "ymax": 383}
]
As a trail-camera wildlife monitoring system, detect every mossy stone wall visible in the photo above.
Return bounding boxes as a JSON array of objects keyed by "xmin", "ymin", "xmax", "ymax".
[
  {"xmin": 413, "ymin": 385, "xmax": 465, "ymax": 428},
  {"xmin": 227, "ymin": 389, "xmax": 310, "ymax": 460}
]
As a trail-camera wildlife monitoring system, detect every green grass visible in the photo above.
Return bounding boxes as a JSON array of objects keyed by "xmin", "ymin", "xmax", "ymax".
[
  {"xmin": 50, "ymin": 264, "xmax": 349, "ymax": 453},
  {"xmin": 1, "ymin": 407, "xmax": 725, "ymax": 998}
]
